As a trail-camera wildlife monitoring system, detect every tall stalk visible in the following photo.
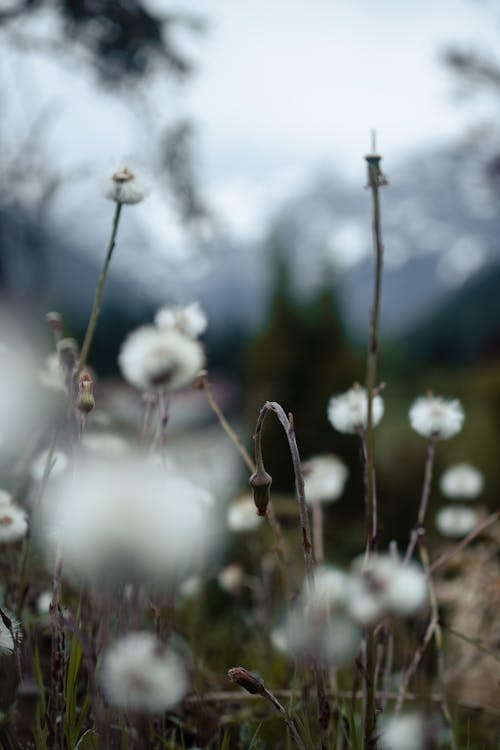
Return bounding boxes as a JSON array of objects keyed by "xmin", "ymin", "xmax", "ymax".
[
  {"xmin": 78, "ymin": 202, "xmax": 123, "ymax": 372},
  {"xmin": 363, "ymin": 143, "xmax": 387, "ymax": 750}
]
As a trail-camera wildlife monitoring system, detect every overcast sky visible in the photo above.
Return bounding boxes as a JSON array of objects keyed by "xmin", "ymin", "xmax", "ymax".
[{"xmin": 1, "ymin": 0, "xmax": 499, "ymax": 244}]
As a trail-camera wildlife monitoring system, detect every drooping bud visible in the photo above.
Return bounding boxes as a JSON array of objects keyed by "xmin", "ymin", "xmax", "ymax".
[
  {"xmin": 77, "ymin": 371, "xmax": 95, "ymax": 413},
  {"xmin": 249, "ymin": 468, "xmax": 272, "ymax": 517},
  {"xmin": 228, "ymin": 667, "xmax": 265, "ymax": 696}
]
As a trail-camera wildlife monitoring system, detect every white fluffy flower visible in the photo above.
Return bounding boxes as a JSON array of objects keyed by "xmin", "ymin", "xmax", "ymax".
[
  {"xmin": 100, "ymin": 632, "xmax": 187, "ymax": 712},
  {"xmin": 380, "ymin": 714, "xmax": 424, "ymax": 750},
  {"xmin": 155, "ymin": 302, "xmax": 207, "ymax": 339},
  {"xmin": 30, "ymin": 450, "xmax": 68, "ymax": 482},
  {"xmin": 119, "ymin": 326, "xmax": 204, "ymax": 392},
  {"xmin": 308, "ymin": 566, "xmax": 348, "ymax": 613},
  {"xmin": 439, "ymin": 463, "xmax": 484, "ymax": 499},
  {"xmin": 217, "ymin": 563, "xmax": 245, "ymax": 593},
  {"xmin": 0, "ymin": 505, "xmax": 27, "ymax": 544},
  {"xmin": 104, "ymin": 166, "xmax": 149, "ymax": 205},
  {"xmin": 36, "ymin": 591, "xmax": 52, "ymax": 615},
  {"xmin": 346, "ymin": 555, "xmax": 428, "ymax": 624},
  {"xmin": 303, "ymin": 455, "xmax": 348, "ymax": 504},
  {"xmin": 436, "ymin": 505, "xmax": 478, "ymax": 538},
  {"xmin": 38, "ymin": 353, "xmax": 66, "ymax": 393},
  {"xmin": 37, "ymin": 458, "xmax": 218, "ymax": 585},
  {"xmin": 409, "ymin": 395, "xmax": 464, "ymax": 440},
  {"xmin": 0, "ymin": 489, "xmax": 13, "ymax": 507},
  {"xmin": 327, "ymin": 385, "xmax": 384, "ymax": 434},
  {"xmin": 81, "ymin": 432, "xmax": 130, "ymax": 457},
  {"xmin": 286, "ymin": 605, "xmax": 361, "ymax": 666},
  {"xmin": 227, "ymin": 496, "xmax": 263, "ymax": 533}
]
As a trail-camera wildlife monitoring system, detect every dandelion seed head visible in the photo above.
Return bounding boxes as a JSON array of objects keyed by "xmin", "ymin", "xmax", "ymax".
[
  {"xmin": 155, "ymin": 302, "xmax": 207, "ymax": 339},
  {"xmin": 303, "ymin": 454, "xmax": 348, "ymax": 504},
  {"xmin": 100, "ymin": 632, "xmax": 187, "ymax": 712},
  {"xmin": 119, "ymin": 326, "xmax": 204, "ymax": 392},
  {"xmin": 439, "ymin": 462, "xmax": 483, "ymax": 499},
  {"xmin": 37, "ymin": 458, "xmax": 219, "ymax": 585},
  {"xmin": 379, "ymin": 714, "xmax": 424, "ymax": 750},
  {"xmin": 347, "ymin": 555, "xmax": 427, "ymax": 624},
  {"xmin": 217, "ymin": 563, "xmax": 245, "ymax": 593},
  {"xmin": 436, "ymin": 505, "xmax": 478, "ymax": 538},
  {"xmin": 0, "ymin": 489, "xmax": 13, "ymax": 507},
  {"xmin": 409, "ymin": 395, "xmax": 464, "ymax": 440},
  {"xmin": 327, "ymin": 385, "xmax": 384, "ymax": 434},
  {"xmin": 81, "ymin": 431, "xmax": 130, "ymax": 457},
  {"xmin": 286, "ymin": 606, "xmax": 361, "ymax": 666},
  {"xmin": 227, "ymin": 495, "xmax": 263, "ymax": 533},
  {"xmin": 104, "ymin": 166, "xmax": 149, "ymax": 205},
  {"xmin": 0, "ymin": 505, "xmax": 27, "ymax": 544}
]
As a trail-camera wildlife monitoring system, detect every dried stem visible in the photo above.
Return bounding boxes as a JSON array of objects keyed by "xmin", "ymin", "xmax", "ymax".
[
  {"xmin": 78, "ymin": 201, "xmax": 123, "ymax": 372},
  {"xmin": 312, "ymin": 502, "xmax": 325, "ymax": 566},
  {"xmin": 253, "ymin": 401, "xmax": 329, "ymax": 748},
  {"xmin": 362, "ymin": 145, "xmax": 387, "ymax": 750},
  {"xmin": 404, "ymin": 437, "xmax": 436, "ymax": 563}
]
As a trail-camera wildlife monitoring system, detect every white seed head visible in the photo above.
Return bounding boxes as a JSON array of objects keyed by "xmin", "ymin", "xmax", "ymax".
[
  {"xmin": 286, "ymin": 605, "xmax": 361, "ymax": 666},
  {"xmin": 104, "ymin": 166, "xmax": 149, "ymax": 205},
  {"xmin": 303, "ymin": 454, "xmax": 348, "ymax": 504},
  {"xmin": 119, "ymin": 326, "xmax": 204, "ymax": 392},
  {"xmin": 347, "ymin": 555, "xmax": 428, "ymax": 624},
  {"xmin": 0, "ymin": 489, "xmax": 13, "ymax": 507},
  {"xmin": 30, "ymin": 450, "xmax": 68, "ymax": 482},
  {"xmin": 439, "ymin": 462, "xmax": 484, "ymax": 499},
  {"xmin": 81, "ymin": 431, "xmax": 130, "ymax": 457},
  {"xmin": 155, "ymin": 302, "xmax": 207, "ymax": 339},
  {"xmin": 100, "ymin": 632, "xmax": 187, "ymax": 712},
  {"xmin": 37, "ymin": 353, "xmax": 67, "ymax": 393},
  {"xmin": 37, "ymin": 458, "xmax": 219, "ymax": 585},
  {"xmin": 327, "ymin": 385, "xmax": 384, "ymax": 434},
  {"xmin": 36, "ymin": 591, "xmax": 52, "ymax": 615},
  {"xmin": 227, "ymin": 495, "xmax": 263, "ymax": 533},
  {"xmin": 380, "ymin": 714, "xmax": 425, "ymax": 750},
  {"xmin": 409, "ymin": 395, "xmax": 464, "ymax": 440},
  {"xmin": 0, "ymin": 505, "xmax": 27, "ymax": 544},
  {"xmin": 436, "ymin": 504, "xmax": 478, "ymax": 538},
  {"xmin": 217, "ymin": 563, "xmax": 245, "ymax": 593},
  {"xmin": 307, "ymin": 566, "xmax": 348, "ymax": 614}
]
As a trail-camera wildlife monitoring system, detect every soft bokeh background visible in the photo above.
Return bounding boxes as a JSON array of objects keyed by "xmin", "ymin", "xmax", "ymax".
[{"xmin": 1, "ymin": 0, "xmax": 500, "ymax": 554}]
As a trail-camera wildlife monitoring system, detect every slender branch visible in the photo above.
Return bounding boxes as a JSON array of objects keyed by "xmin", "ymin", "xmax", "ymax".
[
  {"xmin": 78, "ymin": 202, "xmax": 123, "ymax": 372},
  {"xmin": 404, "ymin": 437, "xmax": 436, "ymax": 563},
  {"xmin": 253, "ymin": 401, "xmax": 329, "ymax": 749},
  {"xmin": 363, "ymin": 145, "xmax": 388, "ymax": 750},
  {"xmin": 443, "ymin": 624, "xmax": 500, "ymax": 664},
  {"xmin": 429, "ymin": 510, "xmax": 500, "ymax": 574},
  {"xmin": 312, "ymin": 502, "xmax": 325, "ymax": 566}
]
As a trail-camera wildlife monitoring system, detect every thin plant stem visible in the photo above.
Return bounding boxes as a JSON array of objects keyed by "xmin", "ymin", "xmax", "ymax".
[
  {"xmin": 312, "ymin": 502, "xmax": 325, "ymax": 566},
  {"xmin": 429, "ymin": 509, "xmax": 500, "ymax": 574},
  {"xmin": 404, "ymin": 437, "xmax": 436, "ymax": 563},
  {"xmin": 253, "ymin": 401, "xmax": 329, "ymax": 749},
  {"xmin": 199, "ymin": 373, "xmax": 292, "ymax": 598},
  {"xmin": 362, "ymin": 144, "xmax": 387, "ymax": 750},
  {"xmin": 78, "ymin": 202, "xmax": 123, "ymax": 372}
]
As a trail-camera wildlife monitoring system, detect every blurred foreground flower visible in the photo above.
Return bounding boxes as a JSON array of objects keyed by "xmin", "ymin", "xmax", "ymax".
[
  {"xmin": 302, "ymin": 454, "xmax": 348, "ymax": 504},
  {"xmin": 379, "ymin": 713, "xmax": 424, "ymax": 750},
  {"xmin": 0, "ymin": 504, "xmax": 27, "ymax": 544},
  {"xmin": 327, "ymin": 384, "xmax": 384, "ymax": 434},
  {"xmin": 104, "ymin": 166, "xmax": 149, "ymax": 205},
  {"xmin": 436, "ymin": 505, "xmax": 478, "ymax": 538},
  {"xmin": 155, "ymin": 302, "xmax": 207, "ymax": 339},
  {"xmin": 439, "ymin": 462, "xmax": 483, "ymax": 499},
  {"xmin": 37, "ymin": 457, "xmax": 219, "ymax": 585},
  {"xmin": 119, "ymin": 326, "xmax": 204, "ymax": 392},
  {"xmin": 347, "ymin": 554, "xmax": 428, "ymax": 624},
  {"xmin": 100, "ymin": 631, "xmax": 187, "ymax": 712},
  {"xmin": 409, "ymin": 395, "xmax": 464, "ymax": 440}
]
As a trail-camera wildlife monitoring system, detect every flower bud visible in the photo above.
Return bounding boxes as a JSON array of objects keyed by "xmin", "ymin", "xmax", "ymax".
[
  {"xmin": 249, "ymin": 469, "xmax": 272, "ymax": 516},
  {"xmin": 228, "ymin": 667, "xmax": 264, "ymax": 695},
  {"xmin": 77, "ymin": 371, "xmax": 95, "ymax": 413}
]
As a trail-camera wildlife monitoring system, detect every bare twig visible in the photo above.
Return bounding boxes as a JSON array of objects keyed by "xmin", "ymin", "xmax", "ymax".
[
  {"xmin": 404, "ymin": 437, "xmax": 436, "ymax": 563},
  {"xmin": 429, "ymin": 510, "xmax": 500, "ymax": 574}
]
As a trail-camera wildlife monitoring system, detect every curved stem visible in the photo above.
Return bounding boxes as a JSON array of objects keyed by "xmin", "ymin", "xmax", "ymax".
[
  {"xmin": 78, "ymin": 202, "xmax": 123, "ymax": 372},
  {"xmin": 404, "ymin": 437, "xmax": 436, "ymax": 563}
]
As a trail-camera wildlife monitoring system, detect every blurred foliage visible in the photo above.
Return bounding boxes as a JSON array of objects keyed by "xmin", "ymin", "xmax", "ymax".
[{"xmin": 0, "ymin": 0, "xmax": 204, "ymax": 85}]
